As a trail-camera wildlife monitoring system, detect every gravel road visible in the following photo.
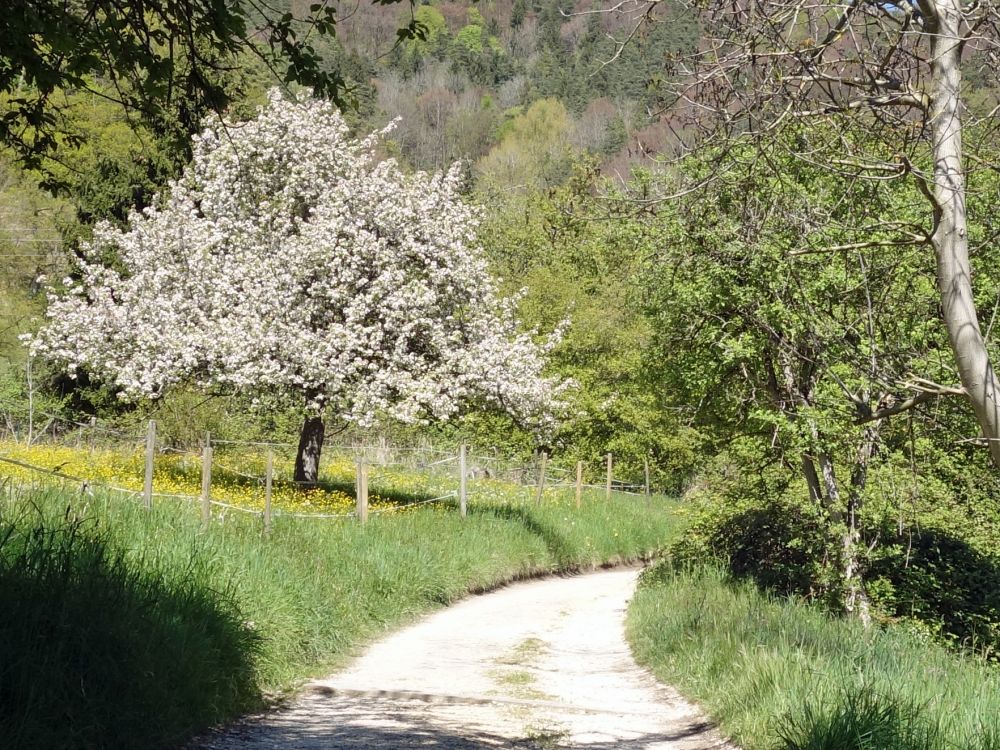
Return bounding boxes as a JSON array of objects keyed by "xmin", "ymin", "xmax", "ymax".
[{"xmin": 193, "ymin": 568, "xmax": 732, "ymax": 749}]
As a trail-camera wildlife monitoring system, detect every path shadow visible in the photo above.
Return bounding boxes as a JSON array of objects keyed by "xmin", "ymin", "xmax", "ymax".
[{"xmin": 191, "ymin": 694, "xmax": 728, "ymax": 749}]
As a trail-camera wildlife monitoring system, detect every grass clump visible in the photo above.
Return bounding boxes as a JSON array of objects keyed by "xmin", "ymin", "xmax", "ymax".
[
  {"xmin": 775, "ymin": 687, "xmax": 943, "ymax": 750},
  {"xmin": 495, "ymin": 637, "xmax": 548, "ymax": 666},
  {"xmin": 1, "ymin": 480, "xmax": 679, "ymax": 749},
  {"xmin": 627, "ymin": 563, "xmax": 1000, "ymax": 750}
]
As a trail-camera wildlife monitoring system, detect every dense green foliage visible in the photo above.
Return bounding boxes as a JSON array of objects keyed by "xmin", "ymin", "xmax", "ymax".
[
  {"xmin": 607, "ymin": 121, "xmax": 1000, "ymax": 656},
  {"xmin": 671, "ymin": 455, "xmax": 1000, "ymax": 651},
  {"xmin": 474, "ymin": 162, "xmax": 706, "ymax": 487},
  {"xmin": 628, "ymin": 564, "xmax": 1000, "ymax": 750},
  {"xmin": 0, "ymin": 0, "xmax": 369, "ymax": 170},
  {"xmin": 0, "ymin": 481, "xmax": 679, "ymax": 748}
]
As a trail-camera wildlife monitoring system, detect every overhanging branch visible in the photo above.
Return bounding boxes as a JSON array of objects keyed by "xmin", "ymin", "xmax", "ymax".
[{"xmin": 856, "ymin": 380, "xmax": 966, "ymax": 424}]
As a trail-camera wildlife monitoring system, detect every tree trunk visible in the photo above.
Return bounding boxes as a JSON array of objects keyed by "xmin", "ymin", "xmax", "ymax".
[
  {"xmin": 814, "ymin": 448, "xmax": 870, "ymax": 623},
  {"xmin": 802, "ymin": 414, "xmax": 873, "ymax": 622},
  {"xmin": 294, "ymin": 414, "xmax": 325, "ymax": 484},
  {"xmin": 929, "ymin": 0, "xmax": 1000, "ymax": 467},
  {"xmin": 842, "ymin": 424, "xmax": 879, "ymax": 625},
  {"xmin": 801, "ymin": 454, "xmax": 823, "ymax": 504}
]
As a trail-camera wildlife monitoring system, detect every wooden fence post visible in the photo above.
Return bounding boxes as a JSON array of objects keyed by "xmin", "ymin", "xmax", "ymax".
[
  {"xmin": 143, "ymin": 420, "xmax": 156, "ymax": 510},
  {"xmin": 605, "ymin": 452, "xmax": 613, "ymax": 501},
  {"xmin": 356, "ymin": 459, "xmax": 368, "ymax": 524},
  {"xmin": 575, "ymin": 461, "xmax": 583, "ymax": 510},
  {"xmin": 263, "ymin": 450, "xmax": 273, "ymax": 535},
  {"xmin": 535, "ymin": 451, "xmax": 548, "ymax": 505},
  {"xmin": 201, "ymin": 445, "xmax": 213, "ymax": 524},
  {"xmin": 459, "ymin": 443, "xmax": 468, "ymax": 518},
  {"xmin": 644, "ymin": 455, "xmax": 651, "ymax": 503}
]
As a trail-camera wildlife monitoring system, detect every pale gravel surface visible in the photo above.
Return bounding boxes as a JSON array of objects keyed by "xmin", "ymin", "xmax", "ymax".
[{"xmin": 193, "ymin": 569, "xmax": 733, "ymax": 749}]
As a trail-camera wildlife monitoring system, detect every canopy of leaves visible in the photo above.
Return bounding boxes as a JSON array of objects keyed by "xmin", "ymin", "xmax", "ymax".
[{"xmin": 0, "ymin": 0, "xmax": 391, "ymax": 170}]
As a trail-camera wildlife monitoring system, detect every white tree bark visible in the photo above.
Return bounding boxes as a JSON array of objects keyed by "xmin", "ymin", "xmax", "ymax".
[{"xmin": 927, "ymin": 0, "xmax": 1000, "ymax": 467}]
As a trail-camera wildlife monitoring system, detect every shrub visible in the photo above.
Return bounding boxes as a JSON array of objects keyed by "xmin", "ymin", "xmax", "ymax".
[{"xmin": 672, "ymin": 450, "xmax": 1000, "ymax": 655}]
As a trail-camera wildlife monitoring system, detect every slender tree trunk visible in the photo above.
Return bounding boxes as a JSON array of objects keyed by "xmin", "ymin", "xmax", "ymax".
[
  {"xmin": 803, "ymin": 414, "xmax": 873, "ymax": 622},
  {"xmin": 801, "ymin": 454, "xmax": 823, "ymax": 503},
  {"xmin": 842, "ymin": 424, "xmax": 879, "ymax": 625},
  {"xmin": 813, "ymin": 447, "xmax": 870, "ymax": 623},
  {"xmin": 773, "ymin": 344, "xmax": 873, "ymax": 614},
  {"xmin": 773, "ymin": 349, "xmax": 825, "ymax": 504},
  {"xmin": 929, "ymin": 0, "xmax": 1000, "ymax": 467},
  {"xmin": 294, "ymin": 414, "xmax": 325, "ymax": 484}
]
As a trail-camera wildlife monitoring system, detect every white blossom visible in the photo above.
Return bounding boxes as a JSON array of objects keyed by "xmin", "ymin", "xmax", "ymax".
[{"xmin": 30, "ymin": 90, "xmax": 567, "ymax": 431}]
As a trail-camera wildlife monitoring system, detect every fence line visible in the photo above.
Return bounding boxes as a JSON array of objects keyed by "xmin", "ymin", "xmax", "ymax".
[
  {"xmin": 274, "ymin": 508, "xmax": 356, "ymax": 520},
  {"xmin": 370, "ymin": 491, "xmax": 457, "ymax": 515},
  {"xmin": 0, "ymin": 420, "xmax": 660, "ymax": 526},
  {"xmin": 208, "ymin": 498, "xmax": 271, "ymax": 515},
  {"xmin": 0, "ymin": 451, "xmax": 463, "ymax": 523},
  {"xmin": 0, "ymin": 446, "xmax": 653, "ymax": 499},
  {"xmin": 210, "ymin": 438, "xmax": 296, "ymax": 448},
  {"xmin": 0, "ymin": 454, "xmax": 87, "ymax": 483},
  {"xmin": 0, "ymin": 453, "xmax": 197, "ymax": 506},
  {"xmin": 211, "ymin": 458, "xmax": 267, "ymax": 484},
  {"xmin": 6, "ymin": 414, "xmax": 559, "ymax": 474},
  {"xmin": 4, "ymin": 415, "xmax": 561, "ymax": 486}
]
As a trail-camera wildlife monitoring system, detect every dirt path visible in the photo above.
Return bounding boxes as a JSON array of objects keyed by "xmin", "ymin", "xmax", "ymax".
[{"xmin": 194, "ymin": 569, "xmax": 731, "ymax": 749}]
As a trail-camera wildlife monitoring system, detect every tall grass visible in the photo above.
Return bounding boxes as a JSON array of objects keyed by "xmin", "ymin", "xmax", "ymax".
[
  {"xmin": 627, "ymin": 564, "xmax": 1000, "ymax": 750},
  {"xmin": 0, "ymin": 480, "xmax": 679, "ymax": 749}
]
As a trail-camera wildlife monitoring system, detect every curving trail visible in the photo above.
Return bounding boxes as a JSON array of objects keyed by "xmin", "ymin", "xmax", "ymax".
[{"xmin": 194, "ymin": 569, "xmax": 732, "ymax": 749}]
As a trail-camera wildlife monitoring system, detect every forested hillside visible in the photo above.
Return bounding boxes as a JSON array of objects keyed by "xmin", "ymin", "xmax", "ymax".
[{"xmin": 302, "ymin": 0, "xmax": 697, "ymax": 174}]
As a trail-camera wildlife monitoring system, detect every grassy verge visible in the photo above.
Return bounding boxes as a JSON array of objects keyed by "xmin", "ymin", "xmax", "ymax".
[
  {"xmin": 627, "ymin": 563, "xmax": 1000, "ymax": 750},
  {"xmin": 1, "ymin": 480, "xmax": 680, "ymax": 749}
]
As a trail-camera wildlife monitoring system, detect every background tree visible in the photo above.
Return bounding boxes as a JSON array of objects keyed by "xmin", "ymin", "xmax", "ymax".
[
  {"xmin": 643, "ymin": 124, "xmax": 974, "ymax": 616},
  {"xmin": 608, "ymin": 0, "xmax": 1000, "ymax": 468},
  {"xmin": 29, "ymin": 91, "xmax": 566, "ymax": 482},
  {"xmin": 472, "ymin": 160, "xmax": 706, "ymax": 488},
  {"xmin": 476, "ymin": 98, "xmax": 576, "ymax": 193}
]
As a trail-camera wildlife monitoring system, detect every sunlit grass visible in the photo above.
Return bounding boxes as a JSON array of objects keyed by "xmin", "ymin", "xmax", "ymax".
[{"xmin": 627, "ymin": 564, "xmax": 1000, "ymax": 750}]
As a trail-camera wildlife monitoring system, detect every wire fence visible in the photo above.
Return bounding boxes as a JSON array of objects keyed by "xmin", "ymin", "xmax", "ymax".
[{"xmin": 0, "ymin": 413, "xmax": 658, "ymax": 528}]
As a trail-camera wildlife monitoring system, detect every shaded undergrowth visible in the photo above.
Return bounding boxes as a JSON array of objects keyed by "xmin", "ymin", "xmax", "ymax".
[
  {"xmin": 671, "ymin": 487, "xmax": 1000, "ymax": 657},
  {"xmin": 0, "ymin": 506, "xmax": 258, "ymax": 749}
]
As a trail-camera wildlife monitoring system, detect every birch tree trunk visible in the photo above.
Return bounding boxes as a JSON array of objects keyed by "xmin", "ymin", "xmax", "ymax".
[{"xmin": 928, "ymin": 0, "xmax": 1000, "ymax": 467}]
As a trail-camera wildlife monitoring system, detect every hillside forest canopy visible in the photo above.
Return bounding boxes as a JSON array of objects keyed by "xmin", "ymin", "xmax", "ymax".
[{"xmin": 5, "ymin": 0, "xmax": 1000, "ymax": 660}]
